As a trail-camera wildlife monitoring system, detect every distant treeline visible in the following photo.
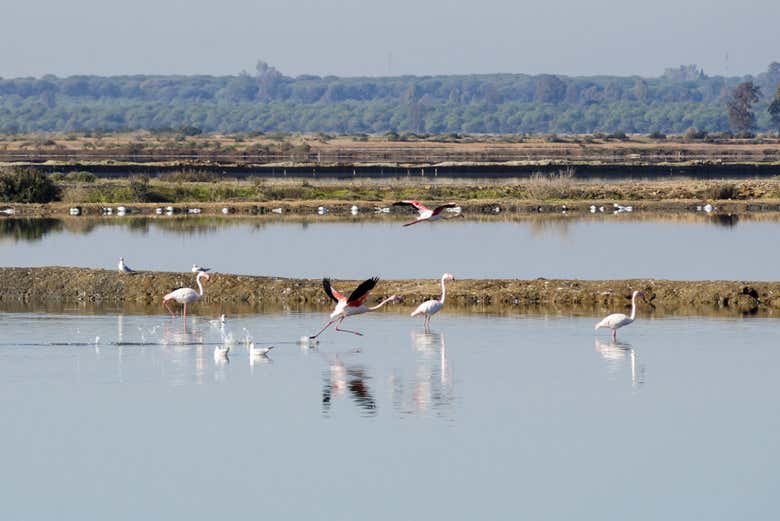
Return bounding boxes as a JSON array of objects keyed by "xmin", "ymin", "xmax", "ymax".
[{"xmin": 1, "ymin": 62, "xmax": 779, "ymax": 134}]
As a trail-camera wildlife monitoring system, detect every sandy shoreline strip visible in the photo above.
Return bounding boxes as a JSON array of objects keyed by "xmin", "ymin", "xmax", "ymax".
[{"xmin": 1, "ymin": 267, "xmax": 778, "ymax": 317}]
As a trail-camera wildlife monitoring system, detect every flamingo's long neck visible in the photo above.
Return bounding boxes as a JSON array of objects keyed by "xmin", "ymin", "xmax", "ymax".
[
  {"xmin": 629, "ymin": 293, "xmax": 638, "ymax": 320},
  {"xmin": 440, "ymin": 276, "xmax": 447, "ymax": 304},
  {"xmin": 197, "ymin": 275, "xmax": 205, "ymax": 297},
  {"xmin": 369, "ymin": 296, "xmax": 396, "ymax": 311}
]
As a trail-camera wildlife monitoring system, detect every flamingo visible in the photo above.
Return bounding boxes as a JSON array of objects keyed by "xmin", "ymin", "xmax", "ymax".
[
  {"xmin": 191, "ymin": 264, "xmax": 211, "ymax": 273},
  {"xmin": 163, "ymin": 271, "xmax": 210, "ymax": 319},
  {"xmin": 118, "ymin": 257, "xmax": 134, "ymax": 273},
  {"xmin": 411, "ymin": 273, "xmax": 454, "ymax": 330},
  {"xmin": 595, "ymin": 290, "xmax": 648, "ymax": 341},
  {"xmin": 393, "ymin": 200, "xmax": 462, "ymax": 226},
  {"xmin": 310, "ymin": 277, "xmax": 399, "ymax": 339}
]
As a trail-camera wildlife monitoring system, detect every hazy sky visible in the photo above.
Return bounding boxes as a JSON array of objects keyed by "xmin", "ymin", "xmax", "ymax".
[{"xmin": 2, "ymin": 0, "xmax": 778, "ymax": 78}]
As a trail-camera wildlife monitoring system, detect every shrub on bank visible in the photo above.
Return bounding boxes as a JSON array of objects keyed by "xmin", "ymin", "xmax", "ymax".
[
  {"xmin": 0, "ymin": 168, "xmax": 61, "ymax": 203},
  {"xmin": 66, "ymin": 171, "xmax": 97, "ymax": 183}
]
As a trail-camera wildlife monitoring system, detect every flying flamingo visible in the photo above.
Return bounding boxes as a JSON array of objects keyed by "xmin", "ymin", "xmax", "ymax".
[
  {"xmin": 310, "ymin": 277, "xmax": 399, "ymax": 339},
  {"xmin": 595, "ymin": 290, "xmax": 648, "ymax": 341},
  {"xmin": 393, "ymin": 200, "xmax": 462, "ymax": 226},
  {"xmin": 411, "ymin": 273, "xmax": 454, "ymax": 330},
  {"xmin": 163, "ymin": 271, "xmax": 210, "ymax": 319}
]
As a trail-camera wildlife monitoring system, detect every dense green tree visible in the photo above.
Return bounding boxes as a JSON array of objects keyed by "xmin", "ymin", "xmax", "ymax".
[
  {"xmin": 727, "ymin": 81, "xmax": 761, "ymax": 133},
  {"xmin": 534, "ymin": 75, "xmax": 566, "ymax": 103},
  {"xmin": 769, "ymin": 84, "xmax": 780, "ymax": 132}
]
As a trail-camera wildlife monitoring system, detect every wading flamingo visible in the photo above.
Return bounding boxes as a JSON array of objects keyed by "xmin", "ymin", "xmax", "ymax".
[
  {"xmin": 411, "ymin": 273, "xmax": 454, "ymax": 330},
  {"xmin": 118, "ymin": 257, "xmax": 134, "ymax": 273},
  {"xmin": 310, "ymin": 277, "xmax": 399, "ymax": 339},
  {"xmin": 595, "ymin": 290, "xmax": 648, "ymax": 341},
  {"xmin": 393, "ymin": 200, "xmax": 461, "ymax": 226},
  {"xmin": 163, "ymin": 271, "xmax": 210, "ymax": 319}
]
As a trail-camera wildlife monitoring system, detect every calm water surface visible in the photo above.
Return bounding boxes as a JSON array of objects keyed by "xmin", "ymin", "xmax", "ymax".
[
  {"xmin": 2, "ymin": 216, "xmax": 780, "ymax": 279},
  {"xmin": 0, "ymin": 310, "xmax": 778, "ymax": 519}
]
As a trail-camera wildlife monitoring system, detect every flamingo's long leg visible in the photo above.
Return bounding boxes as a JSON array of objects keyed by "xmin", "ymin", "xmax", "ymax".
[
  {"xmin": 311, "ymin": 319, "xmax": 337, "ymax": 339},
  {"xmin": 183, "ymin": 303, "xmax": 187, "ymax": 320},
  {"xmin": 403, "ymin": 218, "xmax": 426, "ymax": 227},
  {"xmin": 163, "ymin": 299, "xmax": 176, "ymax": 319},
  {"xmin": 335, "ymin": 318, "xmax": 363, "ymax": 336}
]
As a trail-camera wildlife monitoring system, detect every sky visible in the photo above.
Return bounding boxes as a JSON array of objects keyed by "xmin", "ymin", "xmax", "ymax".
[{"xmin": 2, "ymin": 0, "xmax": 778, "ymax": 79}]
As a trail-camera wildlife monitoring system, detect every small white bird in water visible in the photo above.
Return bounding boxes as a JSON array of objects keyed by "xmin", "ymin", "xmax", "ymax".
[
  {"xmin": 192, "ymin": 264, "xmax": 211, "ymax": 273},
  {"xmin": 249, "ymin": 342, "xmax": 274, "ymax": 357},
  {"xmin": 118, "ymin": 257, "xmax": 134, "ymax": 273},
  {"xmin": 595, "ymin": 290, "xmax": 648, "ymax": 341},
  {"xmin": 209, "ymin": 314, "xmax": 226, "ymax": 327},
  {"xmin": 410, "ymin": 273, "xmax": 454, "ymax": 331},
  {"xmin": 214, "ymin": 345, "xmax": 230, "ymax": 360}
]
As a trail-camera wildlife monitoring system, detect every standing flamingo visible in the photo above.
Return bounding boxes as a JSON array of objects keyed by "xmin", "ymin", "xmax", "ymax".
[
  {"xmin": 595, "ymin": 290, "xmax": 648, "ymax": 341},
  {"xmin": 163, "ymin": 271, "xmax": 210, "ymax": 319},
  {"xmin": 411, "ymin": 273, "xmax": 455, "ymax": 330},
  {"xmin": 310, "ymin": 277, "xmax": 399, "ymax": 339},
  {"xmin": 393, "ymin": 200, "xmax": 461, "ymax": 226}
]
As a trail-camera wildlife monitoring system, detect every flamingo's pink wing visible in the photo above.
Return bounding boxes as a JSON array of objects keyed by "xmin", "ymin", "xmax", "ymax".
[
  {"xmin": 394, "ymin": 200, "xmax": 430, "ymax": 212},
  {"xmin": 432, "ymin": 202, "xmax": 458, "ymax": 215}
]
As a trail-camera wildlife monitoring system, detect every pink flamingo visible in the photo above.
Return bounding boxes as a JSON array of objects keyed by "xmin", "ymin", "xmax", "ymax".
[
  {"xmin": 163, "ymin": 271, "xmax": 210, "ymax": 319},
  {"xmin": 310, "ymin": 277, "xmax": 399, "ymax": 339},
  {"xmin": 594, "ymin": 290, "xmax": 648, "ymax": 341},
  {"xmin": 411, "ymin": 273, "xmax": 454, "ymax": 330},
  {"xmin": 393, "ymin": 200, "xmax": 461, "ymax": 226}
]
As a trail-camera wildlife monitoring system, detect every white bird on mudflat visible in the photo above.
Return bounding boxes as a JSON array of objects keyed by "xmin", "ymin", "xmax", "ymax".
[
  {"xmin": 595, "ymin": 290, "xmax": 648, "ymax": 341},
  {"xmin": 411, "ymin": 273, "xmax": 454, "ymax": 330},
  {"xmin": 162, "ymin": 271, "xmax": 210, "ymax": 319},
  {"xmin": 118, "ymin": 257, "xmax": 134, "ymax": 273},
  {"xmin": 309, "ymin": 277, "xmax": 400, "ymax": 339},
  {"xmin": 392, "ymin": 201, "xmax": 462, "ymax": 226},
  {"xmin": 192, "ymin": 264, "xmax": 211, "ymax": 273}
]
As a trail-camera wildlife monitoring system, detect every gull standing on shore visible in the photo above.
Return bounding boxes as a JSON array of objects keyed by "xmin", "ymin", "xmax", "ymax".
[{"xmin": 118, "ymin": 257, "xmax": 134, "ymax": 273}]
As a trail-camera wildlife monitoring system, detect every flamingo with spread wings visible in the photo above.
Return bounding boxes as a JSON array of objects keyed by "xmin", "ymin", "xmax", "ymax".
[
  {"xmin": 393, "ymin": 200, "xmax": 461, "ymax": 226},
  {"xmin": 310, "ymin": 277, "xmax": 399, "ymax": 339}
]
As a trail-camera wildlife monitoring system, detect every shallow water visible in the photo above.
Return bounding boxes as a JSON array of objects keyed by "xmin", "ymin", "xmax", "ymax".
[
  {"xmin": 1, "ymin": 310, "xmax": 778, "ymax": 519},
  {"xmin": 1, "ymin": 215, "xmax": 779, "ymax": 279}
]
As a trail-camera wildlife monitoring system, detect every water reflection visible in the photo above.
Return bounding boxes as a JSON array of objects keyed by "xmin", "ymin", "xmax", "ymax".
[
  {"xmin": 322, "ymin": 357, "xmax": 376, "ymax": 417},
  {"xmin": 594, "ymin": 338, "xmax": 645, "ymax": 389},
  {"xmin": 0, "ymin": 217, "xmax": 62, "ymax": 241},
  {"xmin": 709, "ymin": 213, "xmax": 739, "ymax": 227},
  {"xmin": 391, "ymin": 331, "xmax": 456, "ymax": 417}
]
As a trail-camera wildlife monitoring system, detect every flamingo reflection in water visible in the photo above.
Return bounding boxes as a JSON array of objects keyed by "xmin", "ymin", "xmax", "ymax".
[
  {"xmin": 391, "ymin": 331, "xmax": 455, "ymax": 416},
  {"xmin": 594, "ymin": 339, "xmax": 645, "ymax": 389},
  {"xmin": 321, "ymin": 357, "xmax": 376, "ymax": 416}
]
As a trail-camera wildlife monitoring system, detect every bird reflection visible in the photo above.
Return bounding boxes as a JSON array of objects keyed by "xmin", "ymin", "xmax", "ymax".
[
  {"xmin": 161, "ymin": 322, "xmax": 205, "ymax": 346},
  {"xmin": 322, "ymin": 357, "xmax": 376, "ymax": 416},
  {"xmin": 393, "ymin": 331, "xmax": 455, "ymax": 416},
  {"xmin": 594, "ymin": 338, "xmax": 645, "ymax": 389}
]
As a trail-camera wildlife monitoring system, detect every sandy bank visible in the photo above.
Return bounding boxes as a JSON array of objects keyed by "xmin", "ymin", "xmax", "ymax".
[{"xmin": 1, "ymin": 268, "xmax": 778, "ymax": 317}]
